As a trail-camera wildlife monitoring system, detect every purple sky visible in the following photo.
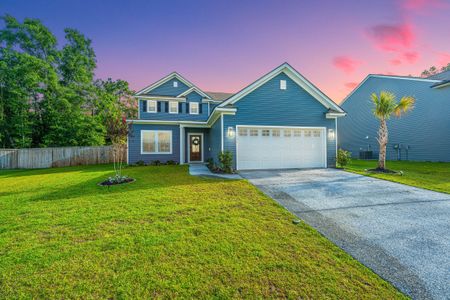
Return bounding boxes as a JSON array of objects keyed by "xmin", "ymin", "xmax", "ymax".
[{"xmin": 2, "ymin": 0, "xmax": 450, "ymax": 102}]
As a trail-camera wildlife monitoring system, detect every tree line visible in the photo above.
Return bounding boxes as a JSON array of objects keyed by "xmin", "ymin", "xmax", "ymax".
[
  {"xmin": 0, "ymin": 15, "xmax": 136, "ymax": 149},
  {"xmin": 421, "ymin": 63, "xmax": 450, "ymax": 77}
]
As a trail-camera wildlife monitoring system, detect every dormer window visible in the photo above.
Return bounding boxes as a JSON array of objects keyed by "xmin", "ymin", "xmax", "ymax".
[
  {"xmin": 280, "ymin": 80, "xmax": 287, "ymax": 90},
  {"xmin": 169, "ymin": 101, "xmax": 178, "ymax": 114},
  {"xmin": 173, "ymin": 81, "xmax": 178, "ymax": 87},
  {"xmin": 190, "ymin": 102, "xmax": 199, "ymax": 114},
  {"xmin": 147, "ymin": 100, "xmax": 157, "ymax": 113}
]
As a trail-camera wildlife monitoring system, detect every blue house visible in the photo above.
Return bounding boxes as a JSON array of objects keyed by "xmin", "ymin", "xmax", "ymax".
[
  {"xmin": 338, "ymin": 72, "xmax": 450, "ymax": 162},
  {"xmin": 127, "ymin": 63, "xmax": 346, "ymax": 170}
]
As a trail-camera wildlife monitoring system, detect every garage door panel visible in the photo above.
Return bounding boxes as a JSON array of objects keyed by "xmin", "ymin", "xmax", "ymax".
[{"xmin": 237, "ymin": 126, "xmax": 326, "ymax": 170}]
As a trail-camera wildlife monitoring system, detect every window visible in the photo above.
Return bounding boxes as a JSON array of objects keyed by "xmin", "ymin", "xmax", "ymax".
[
  {"xmin": 169, "ymin": 101, "xmax": 178, "ymax": 114},
  {"xmin": 238, "ymin": 128, "xmax": 248, "ymax": 136},
  {"xmin": 280, "ymin": 80, "xmax": 287, "ymax": 90},
  {"xmin": 190, "ymin": 102, "xmax": 199, "ymax": 114},
  {"xmin": 250, "ymin": 129, "xmax": 258, "ymax": 136},
  {"xmin": 304, "ymin": 130, "xmax": 312, "ymax": 137},
  {"xmin": 147, "ymin": 100, "xmax": 157, "ymax": 113},
  {"xmin": 272, "ymin": 129, "xmax": 280, "ymax": 137},
  {"xmin": 313, "ymin": 130, "xmax": 321, "ymax": 137},
  {"xmin": 284, "ymin": 129, "xmax": 291, "ymax": 137},
  {"xmin": 262, "ymin": 129, "xmax": 270, "ymax": 136},
  {"xmin": 141, "ymin": 130, "xmax": 172, "ymax": 154},
  {"xmin": 294, "ymin": 129, "xmax": 302, "ymax": 137},
  {"xmin": 173, "ymin": 81, "xmax": 178, "ymax": 87}
]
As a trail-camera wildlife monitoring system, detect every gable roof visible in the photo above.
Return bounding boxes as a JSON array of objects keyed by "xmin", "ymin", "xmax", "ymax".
[
  {"xmin": 218, "ymin": 62, "xmax": 345, "ymax": 113},
  {"xmin": 135, "ymin": 72, "xmax": 210, "ymax": 97},
  {"xmin": 341, "ymin": 74, "xmax": 441, "ymax": 105},
  {"xmin": 205, "ymin": 91, "xmax": 234, "ymax": 101},
  {"xmin": 177, "ymin": 87, "xmax": 212, "ymax": 99}
]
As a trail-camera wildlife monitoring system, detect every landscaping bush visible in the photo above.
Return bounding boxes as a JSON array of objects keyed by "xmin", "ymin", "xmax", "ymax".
[
  {"xmin": 206, "ymin": 158, "xmax": 215, "ymax": 170},
  {"xmin": 135, "ymin": 160, "xmax": 146, "ymax": 166},
  {"xmin": 151, "ymin": 160, "xmax": 161, "ymax": 166},
  {"xmin": 218, "ymin": 151, "xmax": 233, "ymax": 174},
  {"xmin": 166, "ymin": 160, "xmax": 178, "ymax": 165},
  {"xmin": 337, "ymin": 148, "xmax": 352, "ymax": 168}
]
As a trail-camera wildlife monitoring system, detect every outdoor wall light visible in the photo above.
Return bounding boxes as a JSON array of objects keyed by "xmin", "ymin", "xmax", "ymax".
[
  {"xmin": 227, "ymin": 126, "xmax": 235, "ymax": 138},
  {"xmin": 328, "ymin": 129, "xmax": 335, "ymax": 139}
]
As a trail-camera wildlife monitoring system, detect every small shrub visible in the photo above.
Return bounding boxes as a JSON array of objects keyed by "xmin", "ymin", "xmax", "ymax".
[
  {"xmin": 206, "ymin": 158, "xmax": 215, "ymax": 170},
  {"xmin": 166, "ymin": 160, "xmax": 178, "ymax": 165},
  {"xmin": 151, "ymin": 160, "xmax": 161, "ymax": 166},
  {"xmin": 337, "ymin": 148, "xmax": 351, "ymax": 168},
  {"xmin": 135, "ymin": 160, "xmax": 146, "ymax": 166},
  {"xmin": 218, "ymin": 151, "xmax": 233, "ymax": 174}
]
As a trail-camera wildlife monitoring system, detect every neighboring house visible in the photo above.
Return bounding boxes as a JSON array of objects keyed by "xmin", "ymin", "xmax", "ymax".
[
  {"xmin": 126, "ymin": 63, "xmax": 346, "ymax": 170},
  {"xmin": 338, "ymin": 72, "xmax": 450, "ymax": 162}
]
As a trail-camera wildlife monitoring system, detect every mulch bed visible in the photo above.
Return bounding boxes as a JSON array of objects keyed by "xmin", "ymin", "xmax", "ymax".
[
  {"xmin": 366, "ymin": 168, "xmax": 402, "ymax": 175},
  {"xmin": 98, "ymin": 178, "xmax": 135, "ymax": 186}
]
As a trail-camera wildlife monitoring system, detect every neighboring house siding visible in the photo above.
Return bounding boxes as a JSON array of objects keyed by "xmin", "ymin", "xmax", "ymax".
[
  {"xmin": 128, "ymin": 124, "xmax": 180, "ymax": 164},
  {"xmin": 144, "ymin": 78, "xmax": 189, "ymax": 96},
  {"xmin": 139, "ymin": 91, "xmax": 209, "ymax": 121},
  {"xmin": 339, "ymin": 77, "xmax": 450, "ymax": 162},
  {"xmin": 222, "ymin": 73, "xmax": 337, "ymax": 169},
  {"xmin": 184, "ymin": 127, "xmax": 211, "ymax": 163}
]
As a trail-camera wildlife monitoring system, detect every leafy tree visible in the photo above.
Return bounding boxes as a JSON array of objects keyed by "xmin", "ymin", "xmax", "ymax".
[
  {"xmin": 371, "ymin": 91, "xmax": 415, "ymax": 170},
  {"xmin": 0, "ymin": 15, "xmax": 136, "ymax": 148},
  {"xmin": 421, "ymin": 63, "xmax": 450, "ymax": 77}
]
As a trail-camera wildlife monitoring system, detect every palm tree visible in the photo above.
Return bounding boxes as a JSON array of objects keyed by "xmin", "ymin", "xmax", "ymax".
[{"xmin": 371, "ymin": 91, "xmax": 415, "ymax": 170}]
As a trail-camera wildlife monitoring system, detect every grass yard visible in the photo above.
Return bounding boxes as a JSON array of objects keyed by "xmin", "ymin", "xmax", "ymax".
[
  {"xmin": 0, "ymin": 164, "xmax": 405, "ymax": 299},
  {"xmin": 344, "ymin": 160, "xmax": 450, "ymax": 194}
]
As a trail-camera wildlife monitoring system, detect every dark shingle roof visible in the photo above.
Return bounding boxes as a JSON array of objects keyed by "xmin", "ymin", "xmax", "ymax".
[
  {"xmin": 205, "ymin": 91, "xmax": 234, "ymax": 101},
  {"xmin": 428, "ymin": 70, "xmax": 450, "ymax": 81}
]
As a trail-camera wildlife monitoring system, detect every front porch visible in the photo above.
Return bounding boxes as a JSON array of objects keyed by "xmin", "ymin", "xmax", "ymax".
[{"xmin": 180, "ymin": 127, "xmax": 211, "ymax": 164}]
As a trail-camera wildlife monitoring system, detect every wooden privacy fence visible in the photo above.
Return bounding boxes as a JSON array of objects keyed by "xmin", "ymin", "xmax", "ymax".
[{"xmin": 0, "ymin": 146, "xmax": 126, "ymax": 169}]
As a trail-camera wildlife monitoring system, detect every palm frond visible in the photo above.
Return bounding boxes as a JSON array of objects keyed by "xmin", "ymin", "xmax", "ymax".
[
  {"xmin": 371, "ymin": 91, "xmax": 396, "ymax": 120},
  {"xmin": 393, "ymin": 96, "xmax": 415, "ymax": 117}
]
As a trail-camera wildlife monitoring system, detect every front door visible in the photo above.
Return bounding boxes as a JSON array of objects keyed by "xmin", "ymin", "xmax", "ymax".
[{"xmin": 189, "ymin": 134, "xmax": 202, "ymax": 162}]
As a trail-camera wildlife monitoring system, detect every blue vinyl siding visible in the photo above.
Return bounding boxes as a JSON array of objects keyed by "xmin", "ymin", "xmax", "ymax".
[
  {"xmin": 222, "ymin": 72, "xmax": 337, "ymax": 169},
  {"xmin": 209, "ymin": 117, "xmax": 222, "ymax": 165},
  {"xmin": 184, "ymin": 128, "xmax": 211, "ymax": 163},
  {"xmin": 128, "ymin": 124, "xmax": 180, "ymax": 164},
  {"xmin": 139, "ymin": 90, "xmax": 208, "ymax": 121},
  {"xmin": 339, "ymin": 77, "xmax": 450, "ymax": 162},
  {"xmin": 144, "ymin": 78, "xmax": 189, "ymax": 96}
]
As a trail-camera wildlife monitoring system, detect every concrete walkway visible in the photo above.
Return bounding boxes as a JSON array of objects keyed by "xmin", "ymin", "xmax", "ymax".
[
  {"xmin": 188, "ymin": 164, "xmax": 241, "ymax": 179},
  {"xmin": 241, "ymin": 168, "xmax": 450, "ymax": 300}
]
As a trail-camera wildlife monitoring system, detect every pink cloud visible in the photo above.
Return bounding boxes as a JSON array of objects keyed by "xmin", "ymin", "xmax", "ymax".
[
  {"xmin": 401, "ymin": 0, "xmax": 448, "ymax": 11},
  {"xmin": 345, "ymin": 82, "xmax": 359, "ymax": 89},
  {"xmin": 366, "ymin": 23, "xmax": 415, "ymax": 52},
  {"xmin": 390, "ymin": 59, "xmax": 402, "ymax": 66},
  {"xmin": 332, "ymin": 56, "xmax": 363, "ymax": 74},
  {"xmin": 437, "ymin": 52, "xmax": 450, "ymax": 67},
  {"xmin": 402, "ymin": 51, "xmax": 420, "ymax": 63}
]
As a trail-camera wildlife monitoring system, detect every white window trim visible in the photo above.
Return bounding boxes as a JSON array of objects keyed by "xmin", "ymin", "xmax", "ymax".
[
  {"xmin": 141, "ymin": 130, "xmax": 173, "ymax": 154},
  {"xmin": 173, "ymin": 81, "xmax": 178, "ymax": 87},
  {"xmin": 189, "ymin": 102, "xmax": 199, "ymax": 115},
  {"xmin": 147, "ymin": 100, "xmax": 157, "ymax": 113},
  {"xmin": 169, "ymin": 101, "xmax": 178, "ymax": 114}
]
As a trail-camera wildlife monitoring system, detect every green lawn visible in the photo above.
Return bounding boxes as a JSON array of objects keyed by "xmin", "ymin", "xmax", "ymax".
[
  {"xmin": 0, "ymin": 165, "xmax": 405, "ymax": 299},
  {"xmin": 344, "ymin": 160, "xmax": 450, "ymax": 194}
]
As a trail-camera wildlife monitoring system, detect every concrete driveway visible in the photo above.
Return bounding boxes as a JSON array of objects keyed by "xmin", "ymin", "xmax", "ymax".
[{"xmin": 240, "ymin": 169, "xmax": 450, "ymax": 300}]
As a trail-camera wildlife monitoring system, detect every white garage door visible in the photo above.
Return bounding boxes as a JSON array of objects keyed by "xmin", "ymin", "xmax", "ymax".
[{"xmin": 236, "ymin": 126, "xmax": 326, "ymax": 170}]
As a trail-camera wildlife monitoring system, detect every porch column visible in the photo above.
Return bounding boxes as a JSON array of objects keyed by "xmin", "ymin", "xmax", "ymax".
[{"xmin": 180, "ymin": 125, "xmax": 185, "ymax": 164}]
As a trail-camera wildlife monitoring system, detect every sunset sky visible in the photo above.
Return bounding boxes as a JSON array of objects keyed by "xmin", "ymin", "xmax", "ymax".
[{"xmin": 2, "ymin": 0, "xmax": 450, "ymax": 102}]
